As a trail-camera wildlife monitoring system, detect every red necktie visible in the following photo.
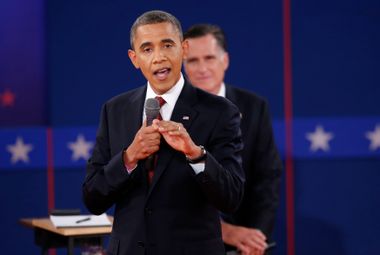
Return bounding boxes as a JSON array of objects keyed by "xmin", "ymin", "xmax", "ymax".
[
  {"xmin": 148, "ymin": 96, "xmax": 166, "ymax": 183},
  {"xmin": 155, "ymin": 96, "xmax": 166, "ymax": 120}
]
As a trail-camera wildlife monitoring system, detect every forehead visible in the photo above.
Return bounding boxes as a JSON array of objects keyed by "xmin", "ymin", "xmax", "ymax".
[
  {"xmin": 187, "ymin": 34, "xmax": 222, "ymax": 54},
  {"xmin": 133, "ymin": 22, "xmax": 180, "ymax": 45}
]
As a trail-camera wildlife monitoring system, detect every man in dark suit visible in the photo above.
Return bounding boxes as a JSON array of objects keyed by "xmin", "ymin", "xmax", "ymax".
[
  {"xmin": 82, "ymin": 11, "xmax": 245, "ymax": 255},
  {"xmin": 183, "ymin": 24, "xmax": 282, "ymax": 255}
]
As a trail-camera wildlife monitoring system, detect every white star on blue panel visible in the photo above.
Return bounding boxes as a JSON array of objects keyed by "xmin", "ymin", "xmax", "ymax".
[
  {"xmin": 365, "ymin": 124, "xmax": 380, "ymax": 151},
  {"xmin": 306, "ymin": 125, "xmax": 334, "ymax": 152},
  {"xmin": 67, "ymin": 134, "xmax": 94, "ymax": 161},
  {"xmin": 6, "ymin": 136, "xmax": 34, "ymax": 164}
]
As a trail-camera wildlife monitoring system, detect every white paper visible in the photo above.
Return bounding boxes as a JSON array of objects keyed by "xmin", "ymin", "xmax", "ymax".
[{"xmin": 50, "ymin": 213, "xmax": 112, "ymax": 228}]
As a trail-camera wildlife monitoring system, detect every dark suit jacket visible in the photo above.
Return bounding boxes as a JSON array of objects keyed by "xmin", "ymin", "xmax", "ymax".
[
  {"xmin": 82, "ymin": 82, "xmax": 245, "ymax": 255},
  {"xmin": 224, "ymin": 85, "xmax": 282, "ymax": 241}
]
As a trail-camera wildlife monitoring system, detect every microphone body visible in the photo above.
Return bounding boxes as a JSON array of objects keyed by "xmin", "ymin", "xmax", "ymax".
[
  {"xmin": 145, "ymin": 98, "xmax": 160, "ymax": 126},
  {"xmin": 144, "ymin": 98, "xmax": 160, "ymax": 169}
]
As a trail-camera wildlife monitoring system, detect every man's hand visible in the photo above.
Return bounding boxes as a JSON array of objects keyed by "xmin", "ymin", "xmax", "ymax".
[
  {"xmin": 123, "ymin": 121, "xmax": 161, "ymax": 169},
  {"xmin": 221, "ymin": 221, "xmax": 268, "ymax": 255},
  {"xmin": 153, "ymin": 119, "xmax": 201, "ymax": 158}
]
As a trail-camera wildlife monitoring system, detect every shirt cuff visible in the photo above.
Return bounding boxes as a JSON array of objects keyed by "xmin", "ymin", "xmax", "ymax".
[
  {"xmin": 125, "ymin": 163, "xmax": 137, "ymax": 174},
  {"xmin": 189, "ymin": 162, "xmax": 205, "ymax": 174}
]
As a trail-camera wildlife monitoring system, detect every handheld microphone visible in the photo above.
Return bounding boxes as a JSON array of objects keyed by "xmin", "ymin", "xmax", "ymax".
[
  {"xmin": 145, "ymin": 98, "xmax": 160, "ymax": 126},
  {"xmin": 144, "ymin": 98, "xmax": 160, "ymax": 169}
]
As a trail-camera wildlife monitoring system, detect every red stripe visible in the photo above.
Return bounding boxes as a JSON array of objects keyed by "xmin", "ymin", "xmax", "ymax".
[
  {"xmin": 46, "ymin": 128, "xmax": 56, "ymax": 255},
  {"xmin": 283, "ymin": 0, "xmax": 296, "ymax": 255}
]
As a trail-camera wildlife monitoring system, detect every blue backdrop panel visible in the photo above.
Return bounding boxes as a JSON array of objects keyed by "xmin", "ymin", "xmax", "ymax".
[
  {"xmin": 46, "ymin": 0, "xmax": 284, "ymax": 126},
  {"xmin": 53, "ymin": 126, "xmax": 96, "ymax": 168},
  {"xmin": 54, "ymin": 168, "xmax": 88, "ymax": 213},
  {"xmin": 0, "ymin": 0, "xmax": 46, "ymax": 126},
  {"xmin": 295, "ymin": 159, "xmax": 380, "ymax": 255},
  {"xmin": 292, "ymin": 0, "xmax": 380, "ymax": 117},
  {"xmin": 2, "ymin": 117, "xmax": 378, "ymax": 170},
  {"xmin": 271, "ymin": 171, "xmax": 287, "ymax": 255},
  {"xmin": 0, "ymin": 170, "xmax": 46, "ymax": 254},
  {"xmin": 0, "ymin": 127, "xmax": 47, "ymax": 169}
]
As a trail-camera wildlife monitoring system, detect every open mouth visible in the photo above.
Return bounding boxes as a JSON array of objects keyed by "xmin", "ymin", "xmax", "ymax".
[{"xmin": 153, "ymin": 68, "xmax": 171, "ymax": 80}]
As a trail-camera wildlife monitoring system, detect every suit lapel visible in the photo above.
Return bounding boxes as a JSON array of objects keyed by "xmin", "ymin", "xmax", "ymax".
[
  {"xmin": 225, "ymin": 84, "xmax": 237, "ymax": 104},
  {"xmin": 123, "ymin": 86, "xmax": 146, "ymax": 150},
  {"xmin": 225, "ymin": 85, "xmax": 243, "ymax": 120},
  {"xmin": 147, "ymin": 82, "xmax": 199, "ymax": 196}
]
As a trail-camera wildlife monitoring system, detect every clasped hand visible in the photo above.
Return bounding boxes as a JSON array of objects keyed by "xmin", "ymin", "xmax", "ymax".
[
  {"xmin": 222, "ymin": 222, "xmax": 268, "ymax": 255},
  {"xmin": 124, "ymin": 119, "xmax": 200, "ymax": 169}
]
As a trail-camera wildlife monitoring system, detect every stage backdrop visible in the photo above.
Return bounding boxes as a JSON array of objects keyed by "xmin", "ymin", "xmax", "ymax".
[{"xmin": 1, "ymin": 0, "xmax": 379, "ymax": 254}]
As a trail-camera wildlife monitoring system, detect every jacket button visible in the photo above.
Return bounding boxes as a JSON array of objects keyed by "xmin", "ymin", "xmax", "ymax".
[
  {"xmin": 145, "ymin": 207, "xmax": 153, "ymax": 215},
  {"xmin": 137, "ymin": 241, "xmax": 145, "ymax": 247}
]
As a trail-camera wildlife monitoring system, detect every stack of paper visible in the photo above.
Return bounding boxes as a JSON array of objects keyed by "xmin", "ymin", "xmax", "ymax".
[{"xmin": 50, "ymin": 213, "xmax": 112, "ymax": 228}]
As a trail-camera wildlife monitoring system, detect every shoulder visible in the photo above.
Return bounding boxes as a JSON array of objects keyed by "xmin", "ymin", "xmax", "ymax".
[
  {"xmin": 102, "ymin": 86, "xmax": 145, "ymax": 110},
  {"xmin": 227, "ymin": 85, "xmax": 266, "ymax": 104},
  {"xmin": 226, "ymin": 84, "xmax": 268, "ymax": 110},
  {"xmin": 194, "ymin": 85, "xmax": 240, "ymax": 114}
]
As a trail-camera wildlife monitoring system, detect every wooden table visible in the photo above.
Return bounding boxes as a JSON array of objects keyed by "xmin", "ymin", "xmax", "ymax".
[{"xmin": 20, "ymin": 217, "xmax": 113, "ymax": 255}]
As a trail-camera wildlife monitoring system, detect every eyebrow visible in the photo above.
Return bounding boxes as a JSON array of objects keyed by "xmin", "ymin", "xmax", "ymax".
[
  {"xmin": 161, "ymin": 38, "xmax": 176, "ymax": 44},
  {"xmin": 138, "ymin": 38, "xmax": 176, "ymax": 50},
  {"xmin": 139, "ymin": 42, "xmax": 152, "ymax": 50}
]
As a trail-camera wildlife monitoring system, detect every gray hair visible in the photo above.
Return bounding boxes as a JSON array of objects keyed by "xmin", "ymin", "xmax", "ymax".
[{"xmin": 130, "ymin": 10, "xmax": 183, "ymax": 49}]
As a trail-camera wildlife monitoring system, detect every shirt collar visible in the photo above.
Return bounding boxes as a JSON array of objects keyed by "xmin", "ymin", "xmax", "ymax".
[
  {"xmin": 144, "ymin": 73, "xmax": 185, "ymax": 120},
  {"xmin": 217, "ymin": 82, "xmax": 226, "ymax": 97},
  {"xmin": 146, "ymin": 73, "xmax": 184, "ymax": 106}
]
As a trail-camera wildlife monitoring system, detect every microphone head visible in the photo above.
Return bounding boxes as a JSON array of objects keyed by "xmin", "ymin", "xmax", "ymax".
[{"xmin": 145, "ymin": 98, "xmax": 160, "ymax": 126}]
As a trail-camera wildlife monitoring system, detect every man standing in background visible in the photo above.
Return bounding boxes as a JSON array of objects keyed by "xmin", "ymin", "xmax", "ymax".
[{"xmin": 183, "ymin": 24, "xmax": 282, "ymax": 255}]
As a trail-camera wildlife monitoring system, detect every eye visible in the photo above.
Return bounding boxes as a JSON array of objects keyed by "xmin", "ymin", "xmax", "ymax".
[
  {"xmin": 143, "ymin": 47, "xmax": 152, "ymax": 53},
  {"xmin": 185, "ymin": 58, "xmax": 197, "ymax": 64},
  {"xmin": 205, "ymin": 55, "xmax": 216, "ymax": 61},
  {"xmin": 164, "ymin": 43, "xmax": 173, "ymax": 49}
]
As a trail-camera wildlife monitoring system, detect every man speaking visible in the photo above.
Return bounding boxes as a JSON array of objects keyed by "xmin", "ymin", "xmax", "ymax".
[{"xmin": 82, "ymin": 10, "xmax": 244, "ymax": 255}]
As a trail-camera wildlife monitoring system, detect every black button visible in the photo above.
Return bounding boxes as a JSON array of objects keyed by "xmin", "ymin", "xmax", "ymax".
[
  {"xmin": 145, "ymin": 207, "xmax": 153, "ymax": 214},
  {"xmin": 137, "ymin": 241, "xmax": 145, "ymax": 247}
]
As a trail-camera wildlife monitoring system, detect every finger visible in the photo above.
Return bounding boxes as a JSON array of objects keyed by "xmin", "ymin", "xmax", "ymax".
[
  {"xmin": 158, "ymin": 123, "xmax": 181, "ymax": 134},
  {"xmin": 244, "ymin": 238, "xmax": 267, "ymax": 251},
  {"xmin": 152, "ymin": 119, "xmax": 160, "ymax": 127},
  {"xmin": 156, "ymin": 120, "xmax": 172, "ymax": 131},
  {"xmin": 251, "ymin": 238, "xmax": 268, "ymax": 250},
  {"xmin": 237, "ymin": 243, "xmax": 251, "ymax": 255},
  {"xmin": 140, "ymin": 144, "xmax": 160, "ymax": 157},
  {"xmin": 253, "ymin": 230, "xmax": 267, "ymax": 241},
  {"xmin": 168, "ymin": 124, "xmax": 183, "ymax": 135},
  {"xmin": 144, "ymin": 132, "xmax": 161, "ymax": 141},
  {"xmin": 251, "ymin": 248, "xmax": 264, "ymax": 255},
  {"xmin": 142, "ymin": 126, "xmax": 161, "ymax": 136}
]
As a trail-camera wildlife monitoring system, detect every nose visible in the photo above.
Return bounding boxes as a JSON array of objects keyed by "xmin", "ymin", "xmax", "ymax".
[
  {"xmin": 153, "ymin": 49, "xmax": 166, "ymax": 64},
  {"xmin": 197, "ymin": 60, "xmax": 208, "ymax": 73}
]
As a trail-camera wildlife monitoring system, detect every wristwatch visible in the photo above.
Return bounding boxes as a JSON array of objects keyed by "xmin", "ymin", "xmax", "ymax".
[{"xmin": 186, "ymin": 145, "xmax": 207, "ymax": 164}]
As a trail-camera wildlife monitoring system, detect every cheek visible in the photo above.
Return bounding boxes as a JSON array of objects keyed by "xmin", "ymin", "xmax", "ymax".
[
  {"xmin": 188, "ymin": 66, "xmax": 200, "ymax": 75},
  {"xmin": 138, "ymin": 58, "xmax": 151, "ymax": 69}
]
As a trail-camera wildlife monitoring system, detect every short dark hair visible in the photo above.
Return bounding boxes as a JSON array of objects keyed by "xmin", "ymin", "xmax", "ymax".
[
  {"xmin": 130, "ymin": 10, "xmax": 183, "ymax": 49},
  {"xmin": 184, "ymin": 24, "xmax": 227, "ymax": 52}
]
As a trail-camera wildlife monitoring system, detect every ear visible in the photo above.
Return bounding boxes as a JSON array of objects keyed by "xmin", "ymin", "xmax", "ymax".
[
  {"xmin": 223, "ymin": 52, "xmax": 229, "ymax": 71},
  {"xmin": 182, "ymin": 40, "xmax": 189, "ymax": 59},
  {"xmin": 128, "ymin": 49, "xmax": 140, "ymax": 69}
]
